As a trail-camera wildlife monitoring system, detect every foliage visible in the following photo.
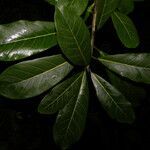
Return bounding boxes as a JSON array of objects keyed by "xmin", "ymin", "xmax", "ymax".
[{"xmin": 0, "ymin": 0, "xmax": 149, "ymax": 149}]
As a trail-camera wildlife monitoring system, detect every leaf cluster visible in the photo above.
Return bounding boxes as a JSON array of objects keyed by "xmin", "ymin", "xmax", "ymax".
[{"xmin": 0, "ymin": 0, "xmax": 149, "ymax": 149}]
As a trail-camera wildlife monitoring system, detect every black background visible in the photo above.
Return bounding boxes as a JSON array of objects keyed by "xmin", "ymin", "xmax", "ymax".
[{"xmin": 0, "ymin": 0, "xmax": 150, "ymax": 150}]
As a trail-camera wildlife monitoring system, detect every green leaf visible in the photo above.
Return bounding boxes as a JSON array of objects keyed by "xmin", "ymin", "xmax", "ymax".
[
  {"xmin": 91, "ymin": 73, "xmax": 135, "ymax": 123},
  {"xmin": 107, "ymin": 70, "xmax": 146, "ymax": 107},
  {"xmin": 0, "ymin": 20, "xmax": 57, "ymax": 61},
  {"xmin": 118, "ymin": 0, "xmax": 134, "ymax": 14},
  {"xmin": 55, "ymin": 7, "xmax": 91, "ymax": 66},
  {"xmin": 84, "ymin": 3, "xmax": 95, "ymax": 21},
  {"xmin": 96, "ymin": 0, "xmax": 119, "ymax": 29},
  {"xmin": 57, "ymin": 0, "xmax": 88, "ymax": 15},
  {"xmin": 111, "ymin": 11, "xmax": 139, "ymax": 48},
  {"xmin": 38, "ymin": 72, "xmax": 85, "ymax": 114},
  {"xmin": 0, "ymin": 55, "xmax": 73, "ymax": 99},
  {"xmin": 99, "ymin": 53, "xmax": 150, "ymax": 84},
  {"xmin": 53, "ymin": 71, "xmax": 89, "ymax": 149}
]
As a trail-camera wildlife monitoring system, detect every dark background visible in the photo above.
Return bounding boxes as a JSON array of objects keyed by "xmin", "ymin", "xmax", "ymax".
[{"xmin": 0, "ymin": 0, "xmax": 150, "ymax": 150}]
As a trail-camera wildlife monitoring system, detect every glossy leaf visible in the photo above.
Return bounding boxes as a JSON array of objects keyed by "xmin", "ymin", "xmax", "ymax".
[
  {"xmin": 107, "ymin": 70, "xmax": 146, "ymax": 107},
  {"xmin": 53, "ymin": 71, "xmax": 89, "ymax": 149},
  {"xmin": 0, "ymin": 55, "xmax": 73, "ymax": 99},
  {"xmin": 118, "ymin": 0, "xmax": 134, "ymax": 14},
  {"xmin": 99, "ymin": 53, "xmax": 150, "ymax": 84},
  {"xmin": 0, "ymin": 21, "xmax": 57, "ymax": 61},
  {"xmin": 96, "ymin": 0, "xmax": 119, "ymax": 29},
  {"xmin": 91, "ymin": 73, "xmax": 135, "ymax": 123},
  {"xmin": 57, "ymin": 0, "xmax": 88, "ymax": 15},
  {"xmin": 111, "ymin": 11, "xmax": 139, "ymax": 48},
  {"xmin": 55, "ymin": 7, "xmax": 91, "ymax": 66},
  {"xmin": 38, "ymin": 72, "xmax": 85, "ymax": 114}
]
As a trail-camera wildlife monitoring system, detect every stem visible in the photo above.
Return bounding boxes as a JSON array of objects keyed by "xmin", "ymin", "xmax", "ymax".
[{"xmin": 91, "ymin": 2, "xmax": 97, "ymax": 54}]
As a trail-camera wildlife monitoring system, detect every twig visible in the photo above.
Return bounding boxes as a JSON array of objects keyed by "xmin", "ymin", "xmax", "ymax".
[{"xmin": 91, "ymin": 2, "xmax": 97, "ymax": 54}]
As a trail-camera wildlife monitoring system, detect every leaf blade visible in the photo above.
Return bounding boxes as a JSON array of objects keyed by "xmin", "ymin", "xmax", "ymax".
[
  {"xmin": 38, "ymin": 72, "xmax": 84, "ymax": 114},
  {"xmin": 106, "ymin": 70, "xmax": 146, "ymax": 107},
  {"xmin": 53, "ymin": 71, "xmax": 89, "ymax": 149},
  {"xmin": 99, "ymin": 53, "xmax": 150, "ymax": 84},
  {"xmin": 96, "ymin": 0, "xmax": 119, "ymax": 29},
  {"xmin": 111, "ymin": 11, "xmax": 139, "ymax": 48},
  {"xmin": 91, "ymin": 73, "xmax": 135, "ymax": 123},
  {"xmin": 118, "ymin": 0, "xmax": 134, "ymax": 14},
  {"xmin": 55, "ymin": 7, "xmax": 91, "ymax": 66},
  {"xmin": 0, "ymin": 55, "xmax": 73, "ymax": 99},
  {"xmin": 57, "ymin": 0, "xmax": 88, "ymax": 15},
  {"xmin": 0, "ymin": 20, "xmax": 57, "ymax": 61}
]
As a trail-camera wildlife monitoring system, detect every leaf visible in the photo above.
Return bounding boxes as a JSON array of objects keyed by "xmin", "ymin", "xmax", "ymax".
[
  {"xmin": 38, "ymin": 72, "xmax": 85, "ymax": 114},
  {"xmin": 57, "ymin": 0, "xmax": 88, "ymax": 15},
  {"xmin": 118, "ymin": 0, "xmax": 134, "ymax": 14},
  {"xmin": 0, "ymin": 55, "xmax": 73, "ymax": 99},
  {"xmin": 53, "ymin": 71, "xmax": 89, "ymax": 149},
  {"xmin": 111, "ymin": 11, "xmax": 139, "ymax": 48},
  {"xmin": 0, "ymin": 20, "xmax": 57, "ymax": 61},
  {"xmin": 107, "ymin": 70, "xmax": 146, "ymax": 107},
  {"xmin": 91, "ymin": 73, "xmax": 135, "ymax": 123},
  {"xmin": 55, "ymin": 7, "xmax": 91, "ymax": 66},
  {"xmin": 98, "ymin": 53, "xmax": 150, "ymax": 84},
  {"xmin": 96, "ymin": 0, "xmax": 119, "ymax": 29},
  {"xmin": 84, "ymin": 3, "xmax": 95, "ymax": 21}
]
